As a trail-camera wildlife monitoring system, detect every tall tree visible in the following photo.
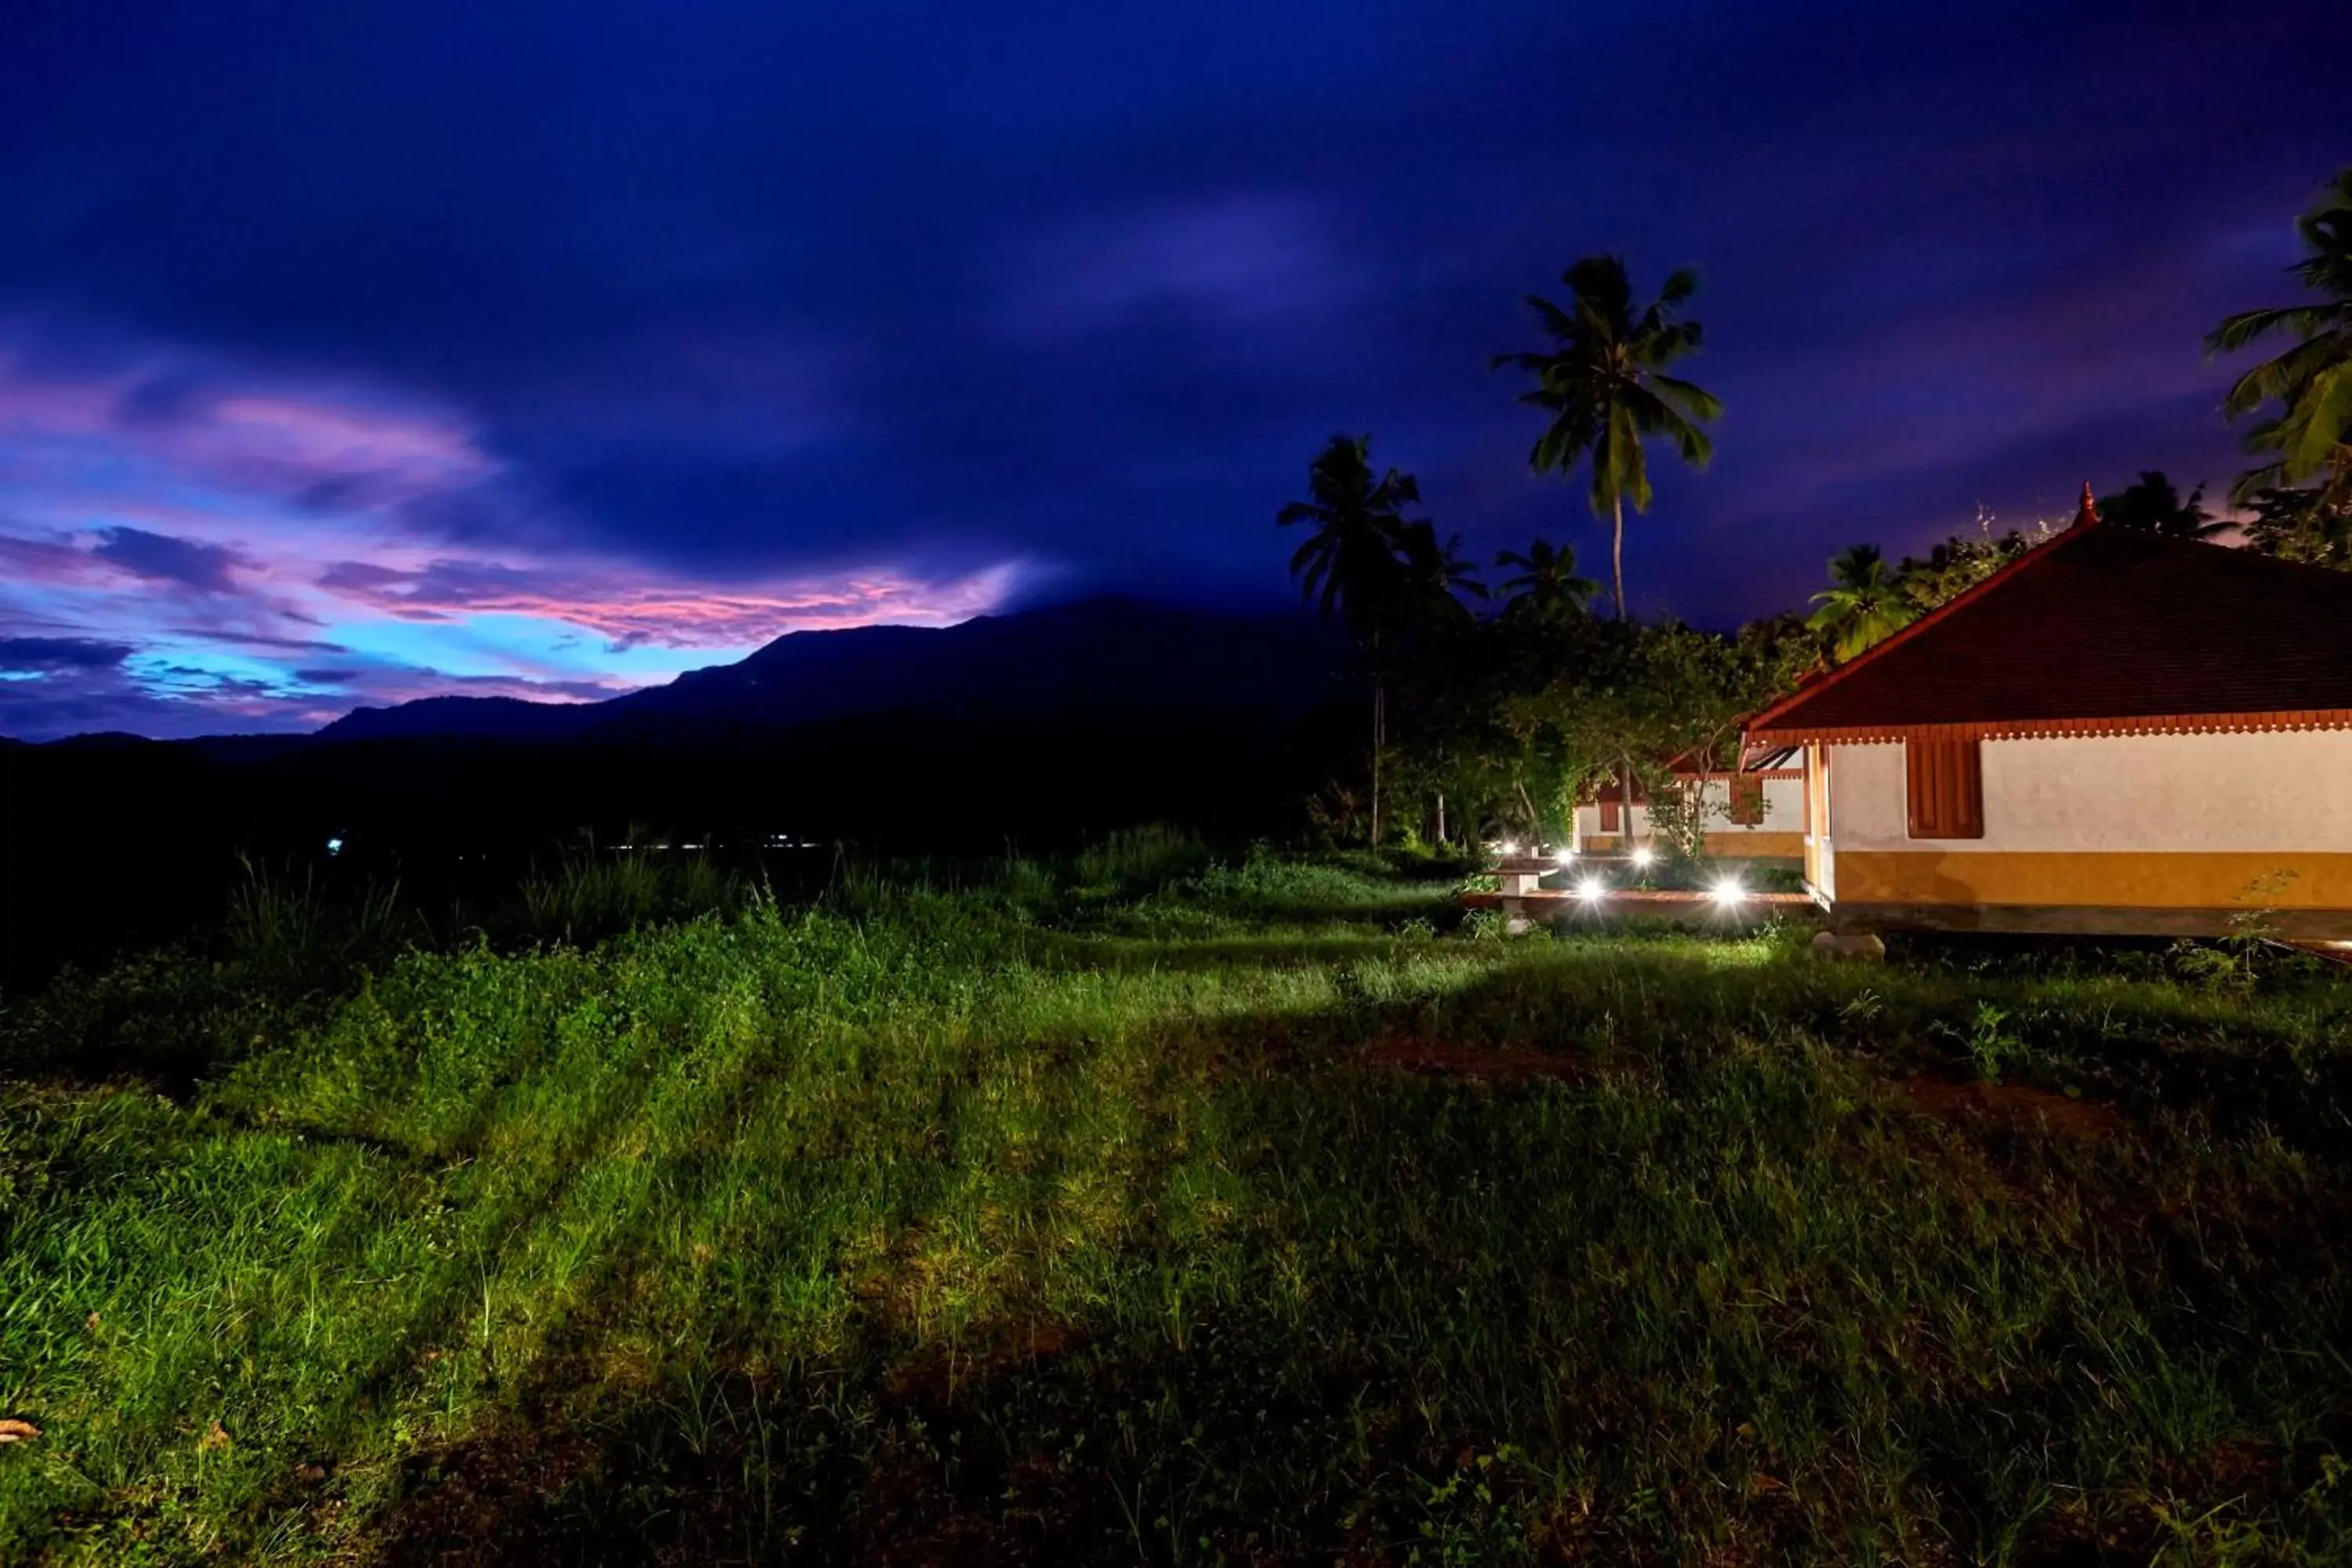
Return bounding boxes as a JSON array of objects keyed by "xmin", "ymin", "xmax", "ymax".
[
  {"xmin": 1493, "ymin": 537, "xmax": 1599, "ymax": 625},
  {"xmin": 1278, "ymin": 434, "xmax": 1421, "ymax": 844},
  {"xmin": 1494, "ymin": 256, "xmax": 1722, "ymax": 619},
  {"xmin": 2097, "ymin": 470, "xmax": 2224, "ymax": 538},
  {"xmin": 2209, "ymin": 169, "xmax": 2352, "ymax": 521},
  {"xmin": 1806, "ymin": 544, "xmax": 1918, "ymax": 662}
]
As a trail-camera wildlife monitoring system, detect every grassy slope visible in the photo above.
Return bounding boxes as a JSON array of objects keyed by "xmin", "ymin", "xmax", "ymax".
[{"xmin": 2, "ymin": 858, "xmax": 2350, "ymax": 1564}]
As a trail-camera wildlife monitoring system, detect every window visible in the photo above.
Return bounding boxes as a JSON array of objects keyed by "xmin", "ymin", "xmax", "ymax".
[
  {"xmin": 1599, "ymin": 797, "xmax": 1621, "ymax": 833},
  {"xmin": 1727, "ymin": 775, "xmax": 1765, "ymax": 826},
  {"xmin": 1906, "ymin": 738, "xmax": 1984, "ymax": 839}
]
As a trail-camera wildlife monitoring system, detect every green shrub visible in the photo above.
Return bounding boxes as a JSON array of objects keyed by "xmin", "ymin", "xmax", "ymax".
[{"xmin": 1073, "ymin": 822, "xmax": 1213, "ymax": 892}]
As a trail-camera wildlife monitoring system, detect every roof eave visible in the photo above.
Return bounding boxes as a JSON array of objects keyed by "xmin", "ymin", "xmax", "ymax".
[{"xmin": 1748, "ymin": 710, "xmax": 2352, "ymax": 746}]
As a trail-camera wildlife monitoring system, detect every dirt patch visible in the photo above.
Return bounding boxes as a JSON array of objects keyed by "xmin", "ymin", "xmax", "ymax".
[
  {"xmin": 1355, "ymin": 1036, "xmax": 1590, "ymax": 1086},
  {"xmin": 885, "ymin": 1319, "xmax": 1087, "ymax": 1405},
  {"xmin": 1896, "ymin": 1075, "xmax": 2127, "ymax": 1142},
  {"xmin": 2155, "ymin": 1435, "xmax": 2280, "ymax": 1494},
  {"xmin": 374, "ymin": 1420, "xmax": 611, "ymax": 1566}
]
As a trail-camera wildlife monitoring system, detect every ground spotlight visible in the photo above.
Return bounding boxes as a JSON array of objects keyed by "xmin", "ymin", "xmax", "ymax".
[
  {"xmin": 1631, "ymin": 846, "xmax": 1656, "ymax": 869},
  {"xmin": 1710, "ymin": 876, "xmax": 1746, "ymax": 907},
  {"xmin": 1554, "ymin": 847, "xmax": 1576, "ymax": 866},
  {"xmin": 1499, "ymin": 838, "xmax": 1520, "ymax": 857},
  {"xmin": 1577, "ymin": 877, "xmax": 1607, "ymax": 902}
]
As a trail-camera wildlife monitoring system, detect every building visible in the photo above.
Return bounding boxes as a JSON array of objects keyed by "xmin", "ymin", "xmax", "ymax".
[
  {"xmin": 1572, "ymin": 749, "xmax": 1807, "ymax": 865},
  {"xmin": 1742, "ymin": 487, "xmax": 2352, "ymax": 937}
]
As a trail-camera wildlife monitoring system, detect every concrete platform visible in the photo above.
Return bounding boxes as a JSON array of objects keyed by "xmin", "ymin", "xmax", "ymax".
[{"xmin": 1461, "ymin": 887, "xmax": 1816, "ymax": 933}]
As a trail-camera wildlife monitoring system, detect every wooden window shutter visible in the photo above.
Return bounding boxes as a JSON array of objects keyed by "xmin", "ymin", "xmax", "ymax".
[
  {"xmin": 1905, "ymin": 739, "xmax": 1984, "ymax": 839},
  {"xmin": 1728, "ymin": 775, "xmax": 1765, "ymax": 826},
  {"xmin": 1599, "ymin": 797, "xmax": 1621, "ymax": 833}
]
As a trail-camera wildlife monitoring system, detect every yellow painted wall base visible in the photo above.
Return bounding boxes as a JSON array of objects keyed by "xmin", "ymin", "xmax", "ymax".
[
  {"xmin": 1834, "ymin": 851, "xmax": 2352, "ymax": 909},
  {"xmin": 1584, "ymin": 833, "xmax": 1805, "ymax": 858}
]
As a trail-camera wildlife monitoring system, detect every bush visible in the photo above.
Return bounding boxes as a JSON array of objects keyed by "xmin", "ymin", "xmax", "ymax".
[
  {"xmin": 1073, "ymin": 823, "xmax": 1214, "ymax": 892},
  {"xmin": 513, "ymin": 852, "xmax": 744, "ymax": 947}
]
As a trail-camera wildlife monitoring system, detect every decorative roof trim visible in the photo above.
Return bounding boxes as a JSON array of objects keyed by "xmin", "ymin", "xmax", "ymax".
[
  {"xmin": 2071, "ymin": 480, "xmax": 2100, "ymax": 532},
  {"xmin": 1748, "ymin": 710, "xmax": 2352, "ymax": 746}
]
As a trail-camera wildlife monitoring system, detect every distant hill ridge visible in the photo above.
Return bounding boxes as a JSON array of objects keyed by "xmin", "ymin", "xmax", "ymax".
[{"xmin": 319, "ymin": 596, "xmax": 1352, "ymax": 742}]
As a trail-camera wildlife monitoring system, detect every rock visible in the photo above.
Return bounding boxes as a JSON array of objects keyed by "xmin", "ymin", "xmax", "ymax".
[{"xmin": 1811, "ymin": 931, "xmax": 1886, "ymax": 962}]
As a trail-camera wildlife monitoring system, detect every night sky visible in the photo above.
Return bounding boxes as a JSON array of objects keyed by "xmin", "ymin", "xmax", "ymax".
[{"xmin": 2, "ymin": 1, "xmax": 2345, "ymax": 740}]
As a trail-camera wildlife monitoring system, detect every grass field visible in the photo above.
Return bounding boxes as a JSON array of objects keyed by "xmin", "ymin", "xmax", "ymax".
[{"xmin": 3, "ymin": 848, "xmax": 2350, "ymax": 1564}]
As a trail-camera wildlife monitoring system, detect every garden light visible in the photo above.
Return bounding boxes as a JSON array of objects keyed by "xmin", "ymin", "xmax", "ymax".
[
  {"xmin": 1577, "ymin": 877, "xmax": 1607, "ymax": 902},
  {"xmin": 1499, "ymin": 838, "xmax": 1520, "ymax": 857},
  {"xmin": 1632, "ymin": 846, "xmax": 1656, "ymax": 869},
  {"xmin": 1554, "ymin": 847, "xmax": 1575, "ymax": 866},
  {"xmin": 1710, "ymin": 876, "xmax": 1746, "ymax": 907}
]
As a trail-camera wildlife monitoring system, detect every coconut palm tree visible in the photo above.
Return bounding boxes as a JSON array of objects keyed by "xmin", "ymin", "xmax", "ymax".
[
  {"xmin": 1494, "ymin": 255, "xmax": 1722, "ymax": 619},
  {"xmin": 1806, "ymin": 544, "xmax": 1918, "ymax": 662},
  {"xmin": 1398, "ymin": 521, "xmax": 1488, "ymax": 626},
  {"xmin": 1493, "ymin": 537, "xmax": 1599, "ymax": 623},
  {"xmin": 1279, "ymin": 434, "xmax": 1422, "ymax": 843},
  {"xmin": 2209, "ymin": 169, "xmax": 2352, "ymax": 515}
]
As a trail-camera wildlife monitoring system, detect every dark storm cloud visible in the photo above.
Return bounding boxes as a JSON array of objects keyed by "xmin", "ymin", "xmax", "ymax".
[
  {"xmin": 161, "ymin": 630, "xmax": 354, "ymax": 655},
  {"xmin": 90, "ymin": 528, "xmax": 249, "ymax": 593},
  {"xmin": 2, "ymin": 0, "xmax": 2348, "ymax": 699},
  {"xmin": 0, "ymin": 636, "xmax": 133, "ymax": 670}
]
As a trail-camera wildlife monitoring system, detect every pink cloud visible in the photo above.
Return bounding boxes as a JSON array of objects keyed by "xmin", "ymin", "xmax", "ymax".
[
  {"xmin": 311, "ymin": 554, "xmax": 1021, "ymax": 648},
  {"xmin": 0, "ymin": 328, "xmax": 1025, "ymax": 738}
]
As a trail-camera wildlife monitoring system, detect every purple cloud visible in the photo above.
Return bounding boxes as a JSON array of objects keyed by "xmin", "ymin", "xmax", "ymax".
[{"xmin": 91, "ymin": 527, "xmax": 251, "ymax": 593}]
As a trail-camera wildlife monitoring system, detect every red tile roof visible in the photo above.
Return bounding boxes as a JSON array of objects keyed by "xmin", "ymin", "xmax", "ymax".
[{"xmin": 1746, "ymin": 523, "xmax": 2352, "ymax": 744}]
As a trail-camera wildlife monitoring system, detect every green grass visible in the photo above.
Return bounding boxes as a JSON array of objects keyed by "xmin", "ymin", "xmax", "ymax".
[{"xmin": 2, "ymin": 856, "xmax": 2350, "ymax": 1563}]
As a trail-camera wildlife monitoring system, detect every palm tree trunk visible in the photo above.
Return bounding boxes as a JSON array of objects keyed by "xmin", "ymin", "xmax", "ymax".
[
  {"xmin": 1611, "ymin": 493, "xmax": 1628, "ymax": 620},
  {"xmin": 1370, "ymin": 680, "xmax": 1385, "ymax": 847}
]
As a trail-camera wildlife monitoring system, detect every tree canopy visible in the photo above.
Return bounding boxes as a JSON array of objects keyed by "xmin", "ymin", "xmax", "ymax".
[
  {"xmin": 1493, "ymin": 538, "xmax": 1599, "ymax": 626},
  {"xmin": 1806, "ymin": 544, "xmax": 1919, "ymax": 662},
  {"xmin": 2096, "ymin": 471, "xmax": 2224, "ymax": 539}
]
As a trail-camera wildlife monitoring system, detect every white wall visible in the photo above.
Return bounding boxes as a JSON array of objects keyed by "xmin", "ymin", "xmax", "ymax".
[
  {"xmin": 1826, "ymin": 730, "xmax": 2352, "ymax": 852},
  {"xmin": 1573, "ymin": 776, "xmax": 1805, "ymax": 840}
]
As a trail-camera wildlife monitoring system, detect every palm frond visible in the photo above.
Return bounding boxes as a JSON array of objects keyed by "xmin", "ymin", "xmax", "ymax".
[
  {"xmin": 2285, "ymin": 362, "xmax": 2352, "ymax": 476},
  {"xmin": 1649, "ymin": 373, "xmax": 1725, "ymax": 424}
]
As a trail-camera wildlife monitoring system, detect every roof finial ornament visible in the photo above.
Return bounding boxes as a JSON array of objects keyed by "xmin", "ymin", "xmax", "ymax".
[{"xmin": 2074, "ymin": 481, "xmax": 2100, "ymax": 530}]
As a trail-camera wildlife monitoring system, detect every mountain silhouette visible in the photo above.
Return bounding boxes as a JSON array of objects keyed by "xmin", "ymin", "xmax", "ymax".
[{"xmin": 320, "ymin": 597, "xmax": 1353, "ymax": 741}]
